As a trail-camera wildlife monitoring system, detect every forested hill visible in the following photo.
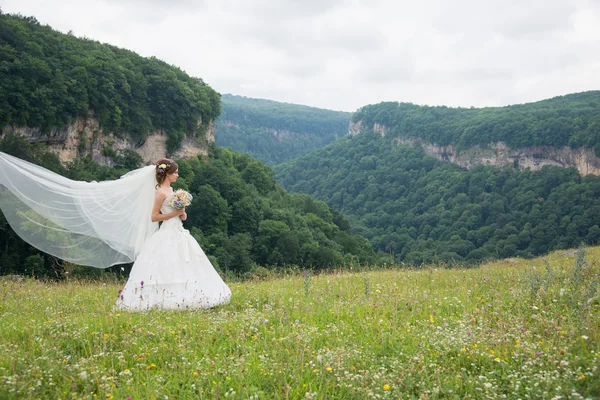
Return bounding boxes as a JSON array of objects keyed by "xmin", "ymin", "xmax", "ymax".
[
  {"xmin": 0, "ymin": 134, "xmax": 375, "ymax": 278},
  {"xmin": 352, "ymin": 91, "xmax": 600, "ymax": 154},
  {"xmin": 215, "ymin": 94, "xmax": 351, "ymax": 165},
  {"xmin": 0, "ymin": 13, "xmax": 220, "ymax": 153},
  {"xmin": 276, "ymin": 132, "xmax": 600, "ymax": 265}
]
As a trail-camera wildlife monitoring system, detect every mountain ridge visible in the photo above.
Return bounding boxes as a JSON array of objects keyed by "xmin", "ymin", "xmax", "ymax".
[{"xmin": 348, "ymin": 91, "xmax": 600, "ymax": 175}]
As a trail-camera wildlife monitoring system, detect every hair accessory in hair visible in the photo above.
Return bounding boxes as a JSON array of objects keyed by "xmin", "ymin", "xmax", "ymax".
[{"xmin": 156, "ymin": 162, "xmax": 170, "ymax": 176}]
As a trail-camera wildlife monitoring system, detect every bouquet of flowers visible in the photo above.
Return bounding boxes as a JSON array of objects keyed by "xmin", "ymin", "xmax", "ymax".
[{"xmin": 169, "ymin": 189, "xmax": 193, "ymax": 210}]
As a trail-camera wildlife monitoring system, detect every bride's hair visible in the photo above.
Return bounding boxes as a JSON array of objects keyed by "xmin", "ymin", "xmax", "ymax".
[{"xmin": 155, "ymin": 158, "xmax": 178, "ymax": 187}]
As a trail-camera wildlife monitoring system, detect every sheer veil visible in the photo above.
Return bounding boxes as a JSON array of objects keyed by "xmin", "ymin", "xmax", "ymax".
[{"xmin": 0, "ymin": 151, "xmax": 158, "ymax": 268}]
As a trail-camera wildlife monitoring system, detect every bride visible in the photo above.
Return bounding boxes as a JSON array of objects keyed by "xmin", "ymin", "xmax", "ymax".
[
  {"xmin": 115, "ymin": 158, "xmax": 231, "ymax": 310},
  {"xmin": 0, "ymin": 151, "xmax": 231, "ymax": 310}
]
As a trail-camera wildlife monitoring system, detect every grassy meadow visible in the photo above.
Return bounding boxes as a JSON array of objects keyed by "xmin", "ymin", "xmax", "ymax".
[{"xmin": 1, "ymin": 248, "xmax": 599, "ymax": 399}]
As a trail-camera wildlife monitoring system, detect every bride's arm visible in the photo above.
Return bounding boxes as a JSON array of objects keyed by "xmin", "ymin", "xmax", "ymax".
[{"xmin": 151, "ymin": 192, "xmax": 184, "ymax": 222}]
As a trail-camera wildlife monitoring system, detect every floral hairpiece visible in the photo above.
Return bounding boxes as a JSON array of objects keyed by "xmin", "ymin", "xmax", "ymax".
[{"xmin": 156, "ymin": 162, "xmax": 171, "ymax": 175}]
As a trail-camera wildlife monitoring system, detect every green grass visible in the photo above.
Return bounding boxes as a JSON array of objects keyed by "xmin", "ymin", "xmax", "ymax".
[{"xmin": 1, "ymin": 248, "xmax": 599, "ymax": 399}]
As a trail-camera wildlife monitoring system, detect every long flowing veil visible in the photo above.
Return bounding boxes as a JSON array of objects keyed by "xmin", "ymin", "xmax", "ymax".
[{"xmin": 0, "ymin": 151, "xmax": 158, "ymax": 268}]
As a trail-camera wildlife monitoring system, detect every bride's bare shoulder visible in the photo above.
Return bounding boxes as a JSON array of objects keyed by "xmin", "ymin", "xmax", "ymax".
[{"xmin": 154, "ymin": 189, "xmax": 170, "ymax": 201}]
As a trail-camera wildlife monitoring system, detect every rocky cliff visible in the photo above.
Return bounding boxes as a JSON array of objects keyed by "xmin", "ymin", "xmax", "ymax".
[
  {"xmin": 2, "ymin": 111, "xmax": 215, "ymax": 165},
  {"xmin": 349, "ymin": 121, "xmax": 600, "ymax": 176}
]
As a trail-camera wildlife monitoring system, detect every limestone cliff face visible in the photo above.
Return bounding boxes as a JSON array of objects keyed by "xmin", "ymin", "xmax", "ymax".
[
  {"xmin": 2, "ymin": 111, "xmax": 215, "ymax": 165},
  {"xmin": 349, "ymin": 121, "xmax": 600, "ymax": 176}
]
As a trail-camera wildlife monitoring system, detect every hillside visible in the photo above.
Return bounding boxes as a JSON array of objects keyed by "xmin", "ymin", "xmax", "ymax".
[
  {"xmin": 0, "ymin": 13, "xmax": 220, "ymax": 162},
  {"xmin": 353, "ymin": 91, "xmax": 600, "ymax": 150},
  {"xmin": 276, "ymin": 132, "xmax": 600, "ymax": 264},
  {"xmin": 2, "ymin": 247, "xmax": 598, "ymax": 398},
  {"xmin": 215, "ymin": 94, "xmax": 351, "ymax": 165},
  {"xmin": 351, "ymin": 92, "xmax": 600, "ymax": 175}
]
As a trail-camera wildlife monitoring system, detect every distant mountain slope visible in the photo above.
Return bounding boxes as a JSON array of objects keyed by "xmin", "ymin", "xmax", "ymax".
[
  {"xmin": 352, "ymin": 91, "xmax": 600, "ymax": 153},
  {"xmin": 276, "ymin": 132, "xmax": 600, "ymax": 265},
  {"xmin": 215, "ymin": 94, "xmax": 351, "ymax": 165}
]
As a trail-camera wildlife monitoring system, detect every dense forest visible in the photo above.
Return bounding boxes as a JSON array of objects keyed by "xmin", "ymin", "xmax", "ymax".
[
  {"xmin": 0, "ymin": 13, "xmax": 220, "ymax": 153},
  {"xmin": 0, "ymin": 134, "xmax": 375, "ymax": 278},
  {"xmin": 277, "ymin": 131, "xmax": 600, "ymax": 265},
  {"xmin": 215, "ymin": 94, "xmax": 351, "ymax": 165},
  {"xmin": 353, "ymin": 91, "xmax": 600, "ymax": 154}
]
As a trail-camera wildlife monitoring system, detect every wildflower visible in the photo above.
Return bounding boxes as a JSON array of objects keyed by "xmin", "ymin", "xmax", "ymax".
[
  {"xmin": 192, "ymin": 371, "xmax": 198, "ymax": 376},
  {"xmin": 383, "ymin": 385, "xmax": 391, "ymax": 391},
  {"xmin": 140, "ymin": 280, "xmax": 144, "ymax": 288},
  {"xmin": 326, "ymin": 367, "xmax": 332, "ymax": 373},
  {"xmin": 581, "ymin": 335, "xmax": 588, "ymax": 340},
  {"xmin": 79, "ymin": 371, "xmax": 88, "ymax": 380},
  {"xmin": 147, "ymin": 364, "xmax": 156, "ymax": 370}
]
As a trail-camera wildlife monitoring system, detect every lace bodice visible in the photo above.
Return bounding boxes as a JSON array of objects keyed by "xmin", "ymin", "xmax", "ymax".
[
  {"xmin": 160, "ymin": 193, "xmax": 183, "ymax": 229},
  {"xmin": 161, "ymin": 193, "xmax": 176, "ymax": 214}
]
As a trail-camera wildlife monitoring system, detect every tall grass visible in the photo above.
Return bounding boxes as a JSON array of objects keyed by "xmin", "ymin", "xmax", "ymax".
[{"xmin": 1, "ymin": 248, "xmax": 599, "ymax": 399}]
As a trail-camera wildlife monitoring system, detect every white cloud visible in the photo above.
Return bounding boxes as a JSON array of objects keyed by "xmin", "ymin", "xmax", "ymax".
[{"xmin": 2, "ymin": 0, "xmax": 599, "ymax": 112}]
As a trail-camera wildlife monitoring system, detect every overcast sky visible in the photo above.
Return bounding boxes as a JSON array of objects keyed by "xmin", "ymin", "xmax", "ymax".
[{"xmin": 3, "ymin": 0, "xmax": 599, "ymax": 112}]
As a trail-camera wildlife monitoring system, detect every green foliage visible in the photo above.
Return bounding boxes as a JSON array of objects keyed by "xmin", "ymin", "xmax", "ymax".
[
  {"xmin": 116, "ymin": 149, "xmax": 143, "ymax": 170},
  {"xmin": 277, "ymin": 132, "xmax": 600, "ymax": 265},
  {"xmin": 177, "ymin": 146, "xmax": 373, "ymax": 272},
  {"xmin": 0, "ymin": 137, "xmax": 373, "ymax": 277},
  {"xmin": 0, "ymin": 13, "xmax": 220, "ymax": 148},
  {"xmin": 215, "ymin": 94, "xmax": 351, "ymax": 165},
  {"xmin": 352, "ymin": 92, "xmax": 600, "ymax": 151}
]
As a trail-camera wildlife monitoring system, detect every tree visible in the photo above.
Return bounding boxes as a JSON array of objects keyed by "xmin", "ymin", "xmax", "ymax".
[{"xmin": 186, "ymin": 185, "xmax": 230, "ymax": 235}]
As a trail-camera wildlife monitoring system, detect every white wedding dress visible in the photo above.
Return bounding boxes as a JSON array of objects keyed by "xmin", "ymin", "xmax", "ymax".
[{"xmin": 115, "ymin": 193, "xmax": 231, "ymax": 311}]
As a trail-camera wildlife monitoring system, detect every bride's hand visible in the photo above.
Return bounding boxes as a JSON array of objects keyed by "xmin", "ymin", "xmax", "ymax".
[{"xmin": 180, "ymin": 211, "xmax": 187, "ymax": 221}]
